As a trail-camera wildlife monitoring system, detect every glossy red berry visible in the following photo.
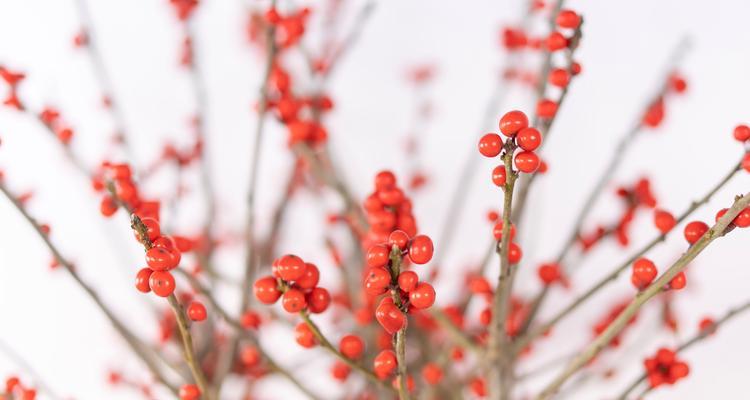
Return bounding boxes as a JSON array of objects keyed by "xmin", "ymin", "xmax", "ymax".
[
  {"xmin": 187, "ymin": 301, "xmax": 207, "ymax": 322},
  {"xmin": 683, "ymin": 220, "xmax": 709, "ymax": 244},
  {"xmin": 408, "ymin": 235, "xmax": 434, "ymax": 264},
  {"xmin": 499, "ymin": 110, "xmax": 529, "ymax": 137},
  {"xmin": 375, "ymin": 297, "xmax": 406, "ymax": 334},
  {"xmin": 492, "ymin": 165, "xmax": 507, "ymax": 187},
  {"xmin": 536, "ymin": 99, "xmax": 558, "ymax": 119},
  {"xmin": 546, "ymin": 31, "xmax": 567, "ymax": 51},
  {"xmin": 669, "ymin": 271, "xmax": 687, "ymax": 290},
  {"xmin": 367, "ymin": 244, "xmax": 390, "ymax": 268},
  {"xmin": 743, "ymin": 153, "xmax": 750, "ymax": 173},
  {"xmin": 254, "ymin": 276, "xmax": 282, "ymax": 304},
  {"xmin": 135, "ymin": 217, "xmax": 160, "ymax": 243},
  {"xmin": 653, "ymin": 209, "xmax": 676, "ymax": 234},
  {"xmin": 282, "ymin": 288, "xmax": 307, "ymax": 313},
  {"xmin": 478, "ymin": 133, "xmax": 503, "ymax": 157},
  {"xmin": 514, "ymin": 151, "xmax": 540, "ymax": 173},
  {"xmin": 100, "ymin": 196, "xmax": 118, "ymax": 217},
  {"xmin": 556, "ymin": 9, "xmax": 581, "ymax": 29},
  {"xmin": 275, "ymin": 254, "xmax": 306, "ymax": 281},
  {"xmin": 339, "ymin": 334, "xmax": 365, "ymax": 359},
  {"xmin": 398, "ymin": 270, "xmax": 419, "ymax": 292},
  {"xmin": 295, "ymin": 322, "xmax": 316, "ymax": 348},
  {"xmin": 296, "ymin": 262, "xmax": 320, "ymax": 289},
  {"xmin": 733, "ymin": 124, "xmax": 750, "ymax": 142},
  {"xmin": 388, "ymin": 230, "xmax": 410, "ymax": 251},
  {"xmin": 145, "ymin": 246, "xmax": 181, "ymax": 271},
  {"xmin": 307, "ymin": 287, "xmax": 331, "ymax": 313},
  {"xmin": 375, "ymin": 170, "xmax": 397, "ymax": 191},
  {"xmin": 364, "ymin": 267, "xmax": 392, "ymax": 296},
  {"xmin": 492, "ymin": 221, "xmax": 516, "ymax": 241},
  {"xmin": 538, "ymin": 263, "xmax": 562, "ymax": 285},
  {"xmin": 631, "ymin": 258, "xmax": 657, "ymax": 289},
  {"xmin": 733, "ymin": 206, "xmax": 750, "ymax": 228},
  {"xmin": 149, "ymin": 270, "xmax": 176, "ymax": 297},
  {"xmin": 374, "ymin": 350, "xmax": 398, "ymax": 379},
  {"xmin": 135, "ymin": 267, "xmax": 153, "ymax": 293},
  {"xmin": 409, "ymin": 282, "xmax": 436, "ymax": 309},
  {"xmin": 179, "ymin": 384, "xmax": 200, "ymax": 400},
  {"xmin": 516, "ymin": 127, "xmax": 542, "ymax": 151}
]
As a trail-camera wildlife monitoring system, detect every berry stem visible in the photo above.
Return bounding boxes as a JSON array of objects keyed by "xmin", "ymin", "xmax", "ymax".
[
  {"xmin": 167, "ymin": 293, "xmax": 213, "ymax": 399},
  {"xmin": 487, "ymin": 140, "xmax": 519, "ymax": 400},
  {"xmin": 516, "ymin": 158, "xmax": 742, "ymax": 351},
  {"xmin": 616, "ymin": 297, "xmax": 750, "ymax": 399},
  {"xmin": 389, "ymin": 246, "xmax": 411, "ymax": 400},
  {"xmin": 536, "ymin": 190, "xmax": 750, "ymax": 399}
]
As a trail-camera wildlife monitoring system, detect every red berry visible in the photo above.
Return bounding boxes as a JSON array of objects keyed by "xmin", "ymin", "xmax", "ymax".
[
  {"xmin": 388, "ymin": 230, "xmax": 410, "ymax": 251},
  {"xmin": 549, "ymin": 68, "xmax": 570, "ymax": 87},
  {"xmin": 536, "ymin": 99, "xmax": 558, "ymax": 119},
  {"xmin": 478, "ymin": 133, "xmax": 503, "ymax": 157},
  {"xmin": 499, "ymin": 110, "xmax": 529, "ymax": 137},
  {"xmin": 240, "ymin": 310, "xmax": 261, "ymax": 329},
  {"xmin": 275, "ymin": 254, "xmax": 306, "ymax": 281},
  {"xmin": 743, "ymin": 153, "xmax": 750, "ymax": 173},
  {"xmin": 556, "ymin": 9, "xmax": 581, "ymax": 29},
  {"xmin": 653, "ymin": 209, "xmax": 676, "ymax": 234},
  {"xmin": 492, "ymin": 221, "xmax": 516, "ymax": 241},
  {"xmin": 307, "ymin": 287, "xmax": 331, "ymax": 313},
  {"xmin": 669, "ymin": 271, "xmax": 687, "ymax": 290},
  {"xmin": 375, "ymin": 297, "xmax": 406, "ymax": 334},
  {"xmin": 733, "ymin": 124, "xmax": 750, "ymax": 142},
  {"xmin": 409, "ymin": 282, "xmax": 436, "ymax": 309},
  {"xmin": 100, "ymin": 196, "xmax": 118, "ymax": 217},
  {"xmin": 492, "ymin": 165, "xmax": 507, "ymax": 187},
  {"xmin": 379, "ymin": 187, "xmax": 405, "ymax": 206},
  {"xmin": 339, "ymin": 334, "xmax": 365, "ymax": 359},
  {"xmin": 179, "ymin": 384, "xmax": 200, "ymax": 400},
  {"xmin": 398, "ymin": 270, "xmax": 419, "ymax": 292},
  {"xmin": 422, "ymin": 363, "xmax": 444, "ymax": 385},
  {"xmin": 508, "ymin": 242, "xmax": 522, "ymax": 264},
  {"xmin": 254, "ymin": 276, "xmax": 282, "ymax": 304},
  {"xmin": 135, "ymin": 267, "xmax": 153, "ymax": 293},
  {"xmin": 516, "ymin": 127, "xmax": 542, "ymax": 151},
  {"xmin": 149, "ymin": 270, "xmax": 176, "ymax": 297},
  {"xmin": 631, "ymin": 258, "xmax": 657, "ymax": 289},
  {"xmin": 408, "ymin": 235, "xmax": 434, "ymax": 264},
  {"xmin": 282, "ymin": 288, "xmax": 307, "ymax": 313},
  {"xmin": 514, "ymin": 151, "xmax": 540, "ymax": 173},
  {"xmin": 296, "ymin": 262, "xmax": 320, "ymax": 289},
  {"xmin": 537, "ymin": 263, "xmax": 561, "ymax": 285},
  {"xmin": 733, "ymin": 206, "xmax": 750, "ymax": 228},
  {"xmin": 295, "ymin": 322, "xmax": 316, "ymax": 348},
  {"xmin": 240, "ymin": 345, "xmax": 261, "ymax": 367},
  {"xmin": 364, "ymin": 267, "xmax": 392, "ymax": 296},
  {"xmin": 145, "ymin": 246, "xmax": 181, "ymax": 271},
  {"xmin": 374, "ymin": 350, "xmax": 398, "ymax": 379},
  {"xmin": 367, "ymin": 244, "xmax": 390, "ymax": 268},
  {"xmin": 331, "ymin": 361, "xmax": 351, "ymax": 381},
  {"xmin": 187, "ymin": 301, "xmax": 207, "ymax": 322},
  {"xmin": 135, "ymin": 217, "xmax": 161, "ymax": 243},
  {"xmin": 683, "ymin": 220, "xmax": 709, "ymax": 244},
  {"xmin": 375, "ymin": 170, "xmax": 397, "ymax": 191},
  {"xmin": 546, "ymin": 31, "xmax": 567, "ymax": 51}
]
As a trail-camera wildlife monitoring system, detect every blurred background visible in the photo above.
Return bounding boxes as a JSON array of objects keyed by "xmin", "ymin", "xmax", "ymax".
[{"xmin": 1, "ymin": 0, "xmax": 750, "ymax": 398}]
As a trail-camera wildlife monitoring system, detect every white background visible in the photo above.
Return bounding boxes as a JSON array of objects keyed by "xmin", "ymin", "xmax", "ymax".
[{"xmin": 1, "ymin": 0, "xmax": 750, "ymax": 399}]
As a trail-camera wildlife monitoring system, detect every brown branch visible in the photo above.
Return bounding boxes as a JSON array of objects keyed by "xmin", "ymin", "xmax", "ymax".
[
  {"xmin": 388, "ymin": 246, "xmax": 411, "ymax": 400},
  {"xmin": 515, "ymin": 158, "xmax": 741, "ymax": 351},
  {"xmin": 615, "ymin": 298, "xmax": 750, "ymax": 400},
  {"xmin": 167, "ymin": 293, "xmax": 211, "ymax": 398},
  {"xmin": 535, "ymin": 190, "xmax": 750, "ymax": 399}
]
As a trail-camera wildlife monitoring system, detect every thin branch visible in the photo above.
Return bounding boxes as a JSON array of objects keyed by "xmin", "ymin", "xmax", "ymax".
[
  {"xmin": 515, "ymin": 158, "xmax": 741, "ymax": 351},
  {"xmin": 0, "ymin": 337, "xmax": 62, "ymax": 400},
  {"xmin": 0, "ymin": 182, "xmax": 178, "ymax": 394},
  {"xmin": 535, "ymin": 190, "xmax": 750, "ymax": 399}
]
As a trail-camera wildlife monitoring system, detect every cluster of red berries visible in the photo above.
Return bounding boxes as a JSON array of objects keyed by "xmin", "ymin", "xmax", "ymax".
[
  {"xmin": 365, "ymin": 232, "xmax": 436, "ymax": 335},
  {"xmin": 642, "ymin": 72, "xmax": 687, "ymax": 128},
  {"xmin": 253, "ymin": 254, "xmax": 331, "ymax": 314},
  {"xmin": 93, "ymin": 163, "xmax": 157, "ymax": 218},
  {"xmin": 491, "ymin": 220, "xmax": 523, "ymax": 264},
  {"xmin": 265, "ymin": 7, "xmax": 311, "ymax": 49},
  {"xmin": 39, "ymin": 106, "xmax": 75, "ymax": 145},
  {"xmin": 643, "ymin": 347, "xmax": 689, "ymax": 388},
  {"xmin": 479, "ymin": 110, "xmax": 543, "ymax": 176},
  {"xmin": 363, "ymin": 171, "xmax": 418, "ymax": 246},
  {"xmin": 4, "ymin": 376, "xmax": 36, "ymax": 400},
  {"xmin": 0, "ymin": 66, "xmax": 25, "ymax": 110}
]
